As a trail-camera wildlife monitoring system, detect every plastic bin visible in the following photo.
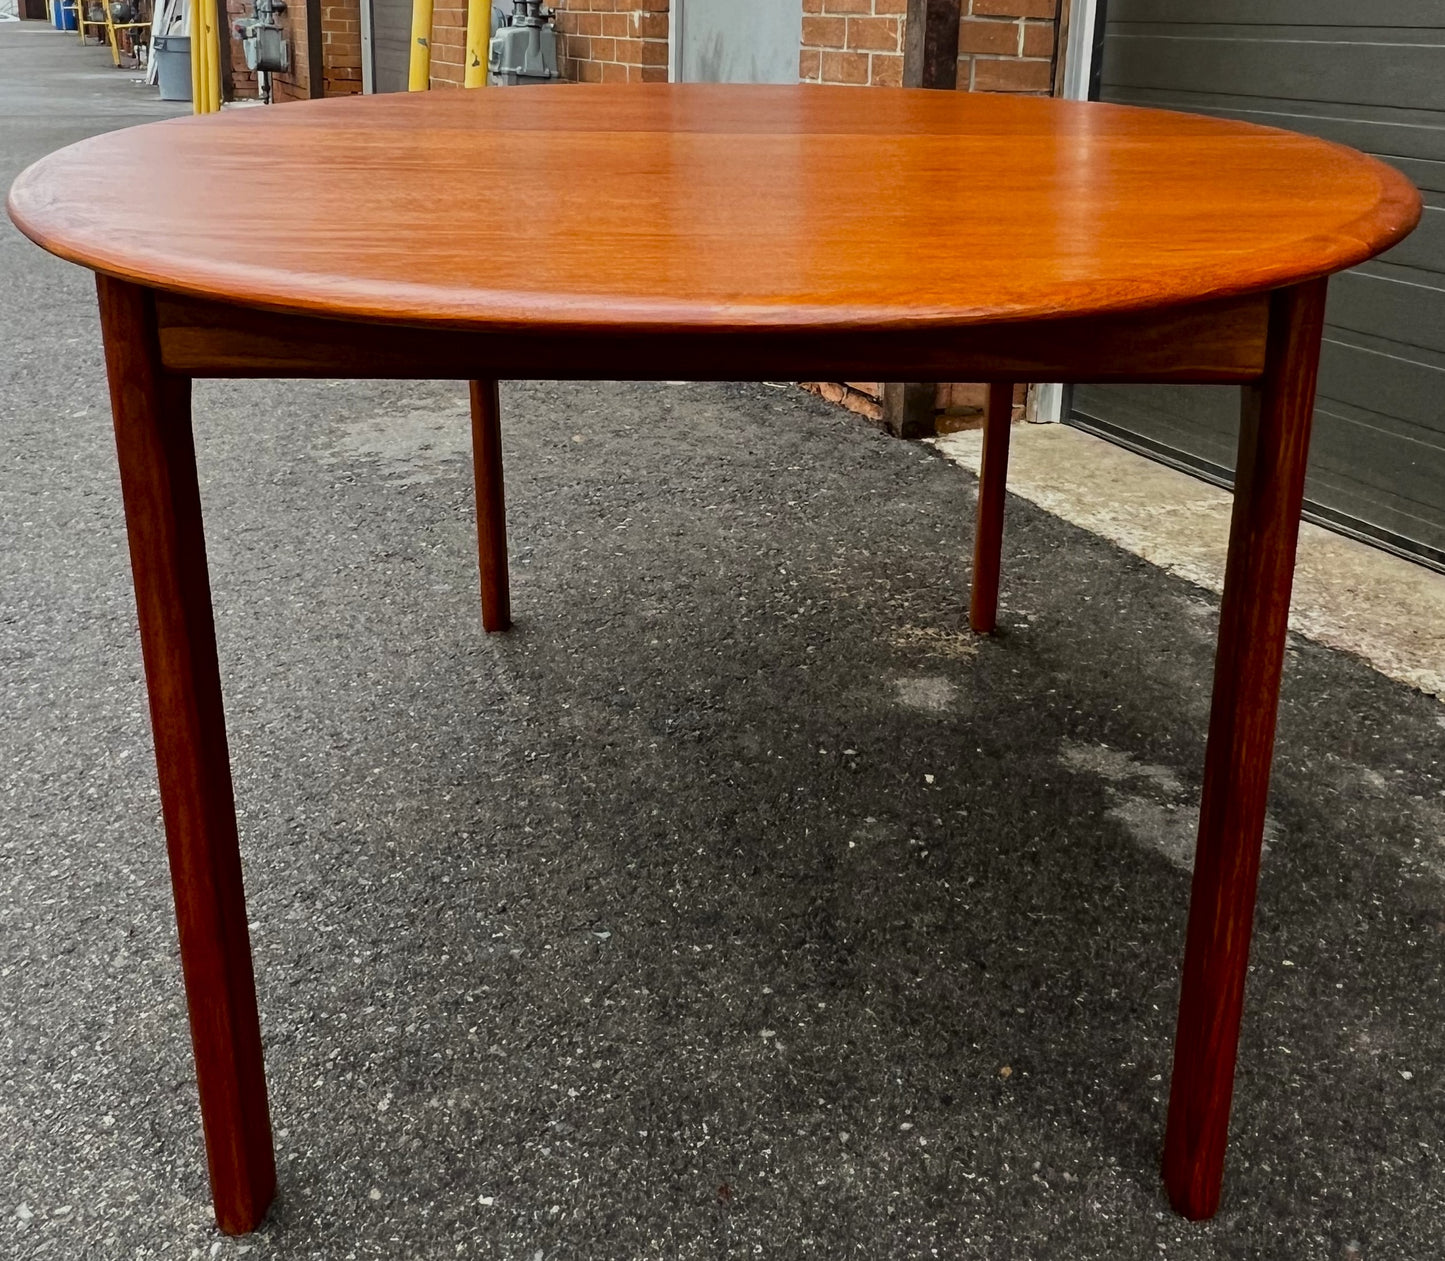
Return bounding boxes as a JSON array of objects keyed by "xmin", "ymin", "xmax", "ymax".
[
  {"xmin": 53, "ymin": 2, "xmax": 79, "ymax": 30},
  {"xmin": 153, "ymin": 35, "xmax": 192, "ymax": 102}
]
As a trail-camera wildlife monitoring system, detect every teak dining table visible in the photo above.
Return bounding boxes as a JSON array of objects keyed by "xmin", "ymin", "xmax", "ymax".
[{"xmin": 7, "ymin": 85, "xmax": 1420, "ymax": 1234}]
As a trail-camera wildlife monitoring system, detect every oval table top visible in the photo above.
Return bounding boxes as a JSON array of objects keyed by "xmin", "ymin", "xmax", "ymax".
[{"xmin": 7, "ymin": 85, "xmax": 1420, "ymax": 333}]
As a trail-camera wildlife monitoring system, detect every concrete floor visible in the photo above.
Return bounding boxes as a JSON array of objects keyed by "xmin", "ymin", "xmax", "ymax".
[
  {"xmin": 935, "ymin": 427, "xmax": 1445, "ymax": 700},
  {"xmin": 3, "ymin": 22, "xmax": 1445, "ymax": 1261}
]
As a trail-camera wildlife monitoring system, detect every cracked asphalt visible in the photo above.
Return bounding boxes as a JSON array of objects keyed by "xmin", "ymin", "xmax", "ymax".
[{"xmin": 3, "ymin": 20, "xmax": 1444, "ymax": 1261}]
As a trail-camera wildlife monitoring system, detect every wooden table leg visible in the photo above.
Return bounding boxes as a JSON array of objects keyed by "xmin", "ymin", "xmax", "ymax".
[
  {"xmin": 1162, "ymin": 278, "xmax": 1328, "ymax": 1220},
  {"xmin": 470, "ymin": 379, "xmax": 512, "ymax": 633},
  {"xmin": 98, "ymin": 277, "xmax": 276, "ymax": 1235},
  {"xmin": 969, "ymin": 381, "xmax": 1014, "ymax": 633}
]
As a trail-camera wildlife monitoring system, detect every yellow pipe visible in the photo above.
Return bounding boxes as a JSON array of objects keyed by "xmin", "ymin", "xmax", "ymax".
[
  {"xmin": 197, "ymin": 1, "xmax": 210, "ymax": 113},
  {"xmin": 463, "ymin": 0, "xmax": 488, "ymax": 87},
  {"xmin": 188, "ymin": 0, "xmax": 221, "ymax": 115},
  {"xmin": 207, "ymin": 0, "xmax": 222, "ymax": 112},
  {"xmin": 408, "ymin": 0, "xmax": 434, "ymax": 90},
  {"xmin": 190, "ymin": 0, "xmax": 203, "ymax": 112}
]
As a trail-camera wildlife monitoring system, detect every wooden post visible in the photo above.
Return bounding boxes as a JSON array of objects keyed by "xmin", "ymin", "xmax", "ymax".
[
  {"xmin": 306, "ymin": 0, "xmax": 325, "ymax": 98},
  {"xmin": 879, "ymin": 381, "xmax": 938, "ymax": 440},
  {"xmin": 903, "ymin": 0, "xmax": 962, "ymax": 90},
  {"xmin": 1162, "ymin": 278, "xmax": 1329, "ymax": 1219},
  {"xmin": 882, "ymin": 0, "xmax": 964, "ymax": 439},
  {"xmin": 470, "ymin": 379, "xmax": 512, "ymax": 633},
  {"xmin": 97, "ymin": 277, "xmax": 276, "ymax": 1235}
]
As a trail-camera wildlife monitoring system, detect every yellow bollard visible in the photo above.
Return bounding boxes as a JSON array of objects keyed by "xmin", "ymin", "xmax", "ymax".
[
  {"xmin": 190, "ymin": 0, "xmax": 203, "ymax": 110},
  {"xmin": 206, "ymin": 1, "xmax": 222, "ymax": 111},
  {"xmin": 408, "ymin": 0, "xmax": 434, "ymax": 90},
  {"xmin": 463, "ymin": 0, "xmax": 488, "ymax": 87},
  {"xmin": 189, "ymin": 0, "xmax": 222, "ymax": 114}
]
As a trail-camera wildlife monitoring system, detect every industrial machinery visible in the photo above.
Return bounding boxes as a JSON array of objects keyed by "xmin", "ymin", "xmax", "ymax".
[{"xmin": 488, "ymin": 0, "xmax": 559, "ymax": 85}]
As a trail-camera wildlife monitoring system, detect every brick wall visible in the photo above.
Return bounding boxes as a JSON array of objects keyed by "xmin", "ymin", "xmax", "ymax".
[
  {"xmin": 322, "ymin": 0, "xmax": 365, "ymax": 93},
  {"xmin": 555, "ymin": 0, "xmax": 670, "ymax": 84},
  {"xmin": 803, "ymin": 0, "xmax": 1060, "ymax": 92},
  {"xmin": 959, "ymin": 0, "xmax": 1058, "ymax": 93},
  {"xmin": 799, "ymin": 0, "xmax": 905, "ymax": 89},
  {"xmin": 430, "ymin": 0, "xmax": 670, "ymax": 89},
  {"xmin": 429, "ymin": 0, "xmax": 468, "ymax": 86},
  {"xmin": 267, "ymin": 0, "xmax": 364, "ymax": 101},
  {"xmin": 803, "ymin": 382, "xmax": 1029, "ymax": 425}
]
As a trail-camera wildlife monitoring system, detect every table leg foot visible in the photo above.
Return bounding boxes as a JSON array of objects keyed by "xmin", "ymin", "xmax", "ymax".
[
  {"xmin": 98, "ymin": 277, "xmax": 277, "ymax": 1235},
  {"xmin": 470, "ymin": 379, "xmax": 512, "ymax": 633},
  {"xmin": 1162, "ymin": 279, "xmax": 1328, "ymax": 1220},
  {"xmin": 969, "ymin": 381, "xmax": 1013, "ymax": 633}
]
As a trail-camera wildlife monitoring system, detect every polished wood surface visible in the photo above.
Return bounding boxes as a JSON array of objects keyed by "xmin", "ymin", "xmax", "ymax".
[
  {"xmin": 97, "ymin": 277, "xmax": 275, "ymax": 1233},
  {"xmin": 150, "ymin": 290, "xmax": 1274, "ymax": 383},
  {"xmin": 470, "ymin": 379, "xmax": 511, "ymax": 634},
  {"xmin": 1163, "ymin": 279, "xmax": 1329, "ymax": 1219},
  {"xmin": 8, "ymin": 87, "xmax": 1418, "ymax": 332},
  {"xmin": 969, "ymin": 381, "xmax": 1014, "ymax": 634}
]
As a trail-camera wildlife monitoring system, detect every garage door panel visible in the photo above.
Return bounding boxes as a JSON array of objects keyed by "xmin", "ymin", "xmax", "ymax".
[
  {"xmin": 1082, "ymin": 3, "xmax": 1445, "ymax": 567},
  {"xmin": 1109, "ymin": 0, "xmax": 1443, "ymax": 26},
  {"xmin": 1104, "ymin": 35, "xmax": 1445, "ymax": 113},
  {"xmin": 1307, "ymin": 404, "xmax": 1445, "ymax": 548},
  {"xmin": 1072, "ymin": 383, "xmax": 1445, "ymax": 559},
  {"xmin": 1390, "ymin": 158, "xmax": 1445, "ymax": 197},
  {"xmin": 1316, "ymin": 338, "xmax": 1445, "ymax": 435},
  {"xmin": 1073, "ymin": 384, "xmax": 1239, "ymax": 473},
  {"xmin": 1102, "ymin": 87, "xmax": 1445, "ymax": 165},
  {"xmin": 1328, "ymin": 271, "xmax": 1445, "ymax": 356}
]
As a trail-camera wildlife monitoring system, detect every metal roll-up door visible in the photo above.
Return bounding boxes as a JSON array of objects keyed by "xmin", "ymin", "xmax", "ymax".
[{"xmin": 1070, "ymin": 0, "xmax": 1445, "ymax": 569}]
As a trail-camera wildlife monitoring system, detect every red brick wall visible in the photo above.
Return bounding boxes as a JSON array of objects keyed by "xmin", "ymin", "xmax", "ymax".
[
  {"xmin": 322, "ymin": 0, "xmax": 364, "ymax": 93},
  {"xmin": 429, "ymin": 0, "xmax": 468, "ymax": 86},
  {"xmin": 800, "ymin": 0, "xmax": 906, "ymax": 89},
  {"xmin": 431, "ymin": 0, "xmax": 670, "ymax": 89},
  {"xmin": 803, "ymin": 0, "xmax": 1060, "ymax": 93},
  {"xmin": 959, "ymin": 0, "xmax": 1058, "ymax": 93},
  {"xmin": 555, "ymin": 0, "xmax": 670, "ymax": 83},
  {"xmin": 268, "ymin": 0, "xmax": 364, "ymax": 101}
]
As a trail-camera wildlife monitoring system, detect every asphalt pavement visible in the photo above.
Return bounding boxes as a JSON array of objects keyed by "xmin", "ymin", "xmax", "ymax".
[{"xmin": 3, "ymin": 21, "xmax": 1444, "ymax": 1261}]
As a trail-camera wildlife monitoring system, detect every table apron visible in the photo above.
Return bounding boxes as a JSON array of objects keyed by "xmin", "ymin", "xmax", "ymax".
[{"xmin": 152, "ymin": 291, "xmax": 1271, "ymax": 384}]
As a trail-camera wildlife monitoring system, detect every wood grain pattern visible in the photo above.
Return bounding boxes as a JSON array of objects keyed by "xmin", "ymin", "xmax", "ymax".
[
  {"xmin": 969, "ymin": 381, "xmax": 1014, "ymax": 634},
  {"xmin": 1162, "ymin": 278, "xmax": 1330, "ymax": 1220},
  {"xmin": 7, "ymin": 87, "xmax": 1419, "ymax": 333},
  {"xmin": 151, "ymin": 292, "xmax": 1274, "ymax": 383},
  {"xmin": 97, "ymin": 277, "xmax": 275, "ymax": 1234},
  {"xmin": 470, "ymin": 379, "xmax": 511, "ymax": 633}
]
